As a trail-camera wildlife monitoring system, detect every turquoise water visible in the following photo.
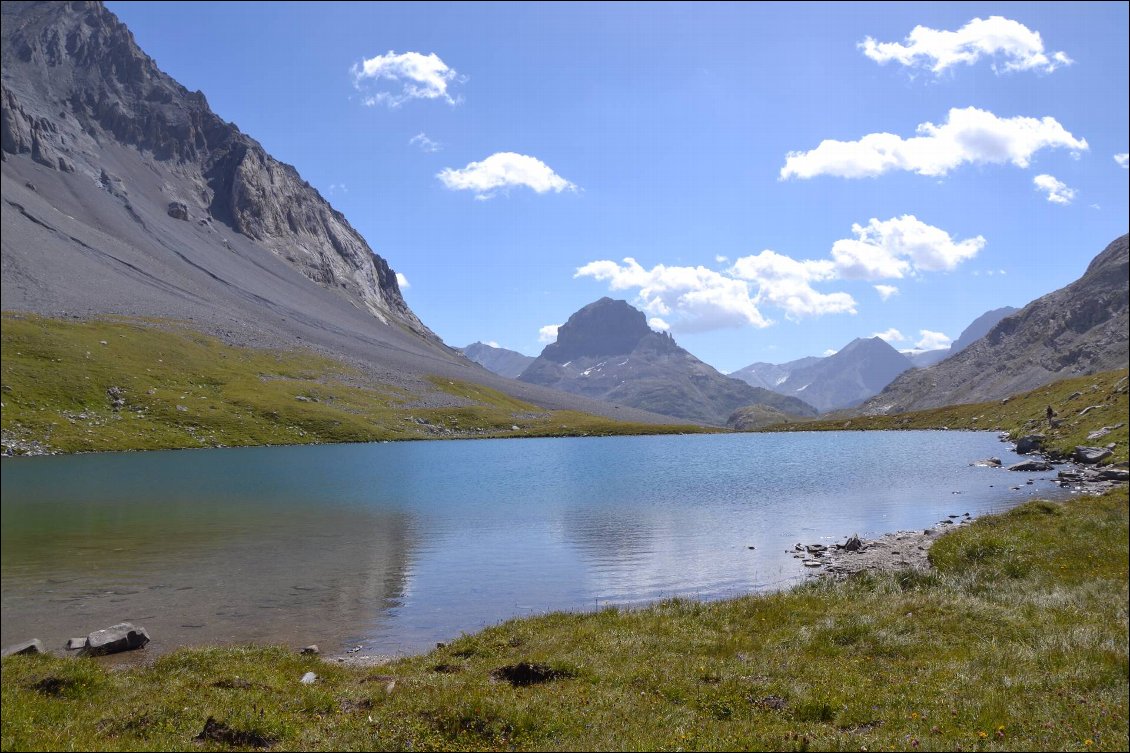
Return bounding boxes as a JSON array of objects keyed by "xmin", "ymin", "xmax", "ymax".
[{"xmin": 0, "ymin": 431, "xmax": 1066, "ymax": 659}]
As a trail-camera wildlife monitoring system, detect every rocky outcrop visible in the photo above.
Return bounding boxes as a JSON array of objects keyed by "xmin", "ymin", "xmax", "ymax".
[
  {"xmin": 520, "ymin": 298, "xmax": 817, "ymax": 425},
  {"xmin": 863, "ymin": 235, "xmax": 1130, "ymax": 413},
  {"xmin": 0, "ymin": 1, "xmax": 428, "ymax": 336}
]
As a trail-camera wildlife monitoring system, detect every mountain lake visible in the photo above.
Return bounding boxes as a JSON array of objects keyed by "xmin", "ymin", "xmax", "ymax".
[{"xmin": 1, "ymin": 431, "xmax": 1072, "ymax": 662}]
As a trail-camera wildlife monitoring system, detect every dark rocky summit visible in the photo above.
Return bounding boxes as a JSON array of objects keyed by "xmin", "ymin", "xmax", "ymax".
[
  {"xmin": 863, "ymin": 235, "xmax": 1130, "ymax": 413},
  {"xmin": 519, "ymin": 298, "xmax": 817, "ymax": 426}
]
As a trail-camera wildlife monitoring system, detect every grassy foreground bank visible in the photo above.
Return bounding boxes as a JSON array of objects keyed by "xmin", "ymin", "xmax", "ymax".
[
  {"xmin": 765, "ymin": 369, "xmax": 1129, "ymax": 465},
  {"xmin": 3, "ymin": 487, "xmax": 1126, "ymax": 751},
  {"xmin": 0, "ymin": 314, "xmax": 704, "ymax": 454}
]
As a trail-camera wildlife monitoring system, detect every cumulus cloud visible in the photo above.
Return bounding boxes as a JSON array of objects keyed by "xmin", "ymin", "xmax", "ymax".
[
  {"xmin": 830, "ymin": 215, "xmax": 985, "ymax": 279},
  {"xmin": 780, "ymin": 106, "xmax": 1088, "ymax": 180},
  {"xmin": 1115, "ymin": 153, "xmax": 1129, "ymax": 169},
  {"xmin": 438, "ymin": 153, "xmax": 577, "ymax": 199},
  {"xmin": 538, "ymin": 324, "xmax": 560, "ymax": 343},
  {"xmin": 871, "ymin": 328, "xmax": 907, "ymax": 343},
  {"xmin": 823, "ymin": 348, "xmax": 839, "ymax": 357},
  {"xmin": 576, "ymin": 258, "xmax": 773, "ymax": 331},
  {"xmin": 860, "ymin": 16, "xmax": 1072, "ymax": 75},
  {"xmin": 874, "ymin": 284, "xmax": 899, "ymax": 300},
  {"xmin": 395, "ymin": 272, "xmax": 410, "ymax": 289},
  {"xmin": 576, "ymin": 217, "xmax": 981, "ymax": 334},
  {"xmin": 409, "ymin": 132, "xmax": 442, "ymax": 152},
  {"xmin": 728, "ymin": 251, "xmax": 856, "ymax": 318},
  {"xmin": 352, "ymin": 50, "xmax": 462, "ymax": 107},
  {"xmin": 915, "ymin": 330, "xmax": 952, "ymax": 350},
  {"xmin": 648, "ymin": 317, "xmax": 671, "ymax": 332},
  {"xmin": 1033, "ymin": 174, "xmax": 1076, "ymax": 205},
  {"xmin": 485, "ymin": 340, "xmax": 500, "ymax": 348}
]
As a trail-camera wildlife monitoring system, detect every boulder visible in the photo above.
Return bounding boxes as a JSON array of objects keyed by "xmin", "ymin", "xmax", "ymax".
[
  {"xmin": 83, "ymin": 623, "xmax": 150, "ymax": 656},
  {"xmin": 66, "ymin": 637, "xmax": 88, "ymax": 651},
  {"xmin": 1008, "ymin": 460, "xmax": 1052, "ymax": 472},
  {"xmin": 1014, "ymin": 435, "xmax": 1045, "ymax": 454},
  {"xmin": 1074, "ymin": 446, "xmax": 1113, "ymax": 465},
  {"xmin": 166, "ymin": 201, "xmax": 189, "ymax": 220},
  {"xmin": 1, "ymin": 639, "xmax": 44, "ymax": 657},
  {"xmin": 843, "ymin": 535, "xmax": 864, "ymax": 552},
  {"xmin": 1098, "ymin": 468, "xmax": 1129, "ymax": 481}
]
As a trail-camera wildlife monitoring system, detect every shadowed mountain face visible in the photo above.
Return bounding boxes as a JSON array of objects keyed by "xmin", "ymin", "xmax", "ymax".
[
  {"xmin": 864, "ymin": 235, "xmax": 1130, "ymax": 413},
  {"xmin": 0, "ymin": 1, "xmax": 687, "ymax": 426},
  {"xmin": 459, "ymin": 342, "xmax": 534, "ymax": 379},
  {"xmin": 519, "ymin": 298, "xmax": 817, "ymax": 425},
  {"xmin": 729, "ymin": 356, "xmax": 822, "ymax": 391}
]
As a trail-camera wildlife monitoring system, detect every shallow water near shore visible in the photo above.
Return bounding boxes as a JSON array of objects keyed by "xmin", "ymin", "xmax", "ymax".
[{"xmin": 1, "ymin": 431, "xmax": 1070, "ymax": 660}]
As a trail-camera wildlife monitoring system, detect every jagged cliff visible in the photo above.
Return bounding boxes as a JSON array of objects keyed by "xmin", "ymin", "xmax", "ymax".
[{"xmin": 1, "ymin": 0, "xmax": 426, "ymax": 335}]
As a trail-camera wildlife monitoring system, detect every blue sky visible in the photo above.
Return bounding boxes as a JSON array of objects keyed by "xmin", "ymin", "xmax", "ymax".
[{"xmin": 107, "ymin": 2, "xmax": 1129, "ymax": 372}]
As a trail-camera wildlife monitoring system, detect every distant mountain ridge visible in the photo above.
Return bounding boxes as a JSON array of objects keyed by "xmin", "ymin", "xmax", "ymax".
[
  {"xmin": 864, "ymin": 235, "xmax": 1129, "ymax": 413},
  {"xmin": 768, "ymin": 337, "xmax": 913, "ymax": 412},
  {"xmin": 519, "ymin": 298, "xmax": 817, "ymax": 425},
  {"xmin": 459, "ymin": 342, "xmax": 534, "ymax": 379}
]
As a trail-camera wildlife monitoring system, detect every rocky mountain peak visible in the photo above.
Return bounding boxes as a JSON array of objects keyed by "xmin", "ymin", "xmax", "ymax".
[
  {"xmin": 1, "ymin": 0, "xmax": 430, "ymax": 337},
  {"xmin": 541, "ymin": 297, "xmax": 657, "ymax": 363}
]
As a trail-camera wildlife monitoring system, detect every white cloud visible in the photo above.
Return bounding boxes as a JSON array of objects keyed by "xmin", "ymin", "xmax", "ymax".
[
  {"xmin": 715, "ymin": 255, "xmax": 729, "ymax": 264},
  {"xmin": 395, "ymin": 272, "xmax": 410, "ymax": 289},
  {"xmin": 538, "ymin": 324, "xmax": 560, "ymax": 343},
  {"xmin": 860, "ymin": 16, "xmax": 1072, "ymax": 75},
  {"xmin": 780, "ymin": 107, "xmax": 1088, "ymax": 180},
  {"xmin": 1033, "ymin": 174, "xmax": 1076, "ymax": 205},
  {"xmin": 915, "ymin": 330, "xmax": 952, "ymax": 350},
  {"xmin": 728, "ymin": 251, "xmax": 856, "ymax": 318},
  {"xmin": 576, "ymin": 258, "xmax": 773, "ymax": 331},
  {"xmin": 872, "ymin": 328, "xmax": 907, "ymax": 343},
  {"xmin": 648, "ymin": 317, "xmax": 671, "ymax": 332},
  {"xmin": 438, "ymin": 153, "xmax": 577, "ymax": 199},
  {"xmin": 352, "ymin": 50, "xmax": 462, "ymax": 107},
  {"xmin": 327, "ymin": 183, "xmax": 348, "ymax": 195},
  {"xmin": 409, "ymin": 132, "xmax": 442, "ymax": 153},
  {"xmin": 823, "ymin": 348, "xmax": 839, "ymax": 357},
  {"xmin": 575, "ymin": 217, "xmax": 980, "ymax": 333},
  {"xmin": 485, "ymin": 340, "xmax": 500, "ymax": 348},
  {"xmin": 874, "ymin": 284, "xmax": 899, "ymax": 300},
  {"xmin": 1115, "ymin": 153, "xmax": 1129, "ymax": 169},
  {"xmin": 830, "ymin": 215, "xmax": 985, "ymax": 279}
]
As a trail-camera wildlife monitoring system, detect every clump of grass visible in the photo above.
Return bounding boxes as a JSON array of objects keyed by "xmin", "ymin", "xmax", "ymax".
[
  {"xmin": 0, "ymin": 314, "xmax": 705, "ymax": 453},
  {"xmin": 764, "ymin": 368, "xmax": 1130, "ymax": 464},
  {"xmin": 4, "ymin": 488, "xmax": 1126, "ymax": 751}
]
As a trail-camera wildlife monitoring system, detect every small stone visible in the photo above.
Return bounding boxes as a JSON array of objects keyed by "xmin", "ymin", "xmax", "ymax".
[
  {"xmin": 1, "ymin": 639, "xmax": 44, "ymax": 657},
  {"xmin": 166, "ymin": 201, "xmax": 189, "ymax": 220},
  {"xmin": 511, "ymin": 425, "xmax": 520, "ymax": 431},
  {"xmin": 301, "ymin": 645, "xmax": 319, "ymax": 655},
  {"xmin": 66, "ymin": 637, "xmax": 87, "ymax": 651},
  {"xmin": 843, "ymin": 535, "xmax": 864, "ymax": 552},
  {"xmin": 300, "ymin": 672, "xmax": 317, "ymax": 684}
]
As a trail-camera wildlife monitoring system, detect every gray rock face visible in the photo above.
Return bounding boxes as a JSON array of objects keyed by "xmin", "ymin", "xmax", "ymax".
[
  {"xmin": 460, "ymin": 342, "xmax": 535, "ymax": 379},
  {"xmin": 83, "ymin": 622, "xmax": 150, "ymax": 656},
  {"xmin": 1008, "ymin": 459, "xmax": 1053, "ymax": 472},
  {"xmin": 0, "ymin": 0, "xmax": 428, "ymax": 337},
  {"xmin": 864, "ymin": 235, "xmax": 1130, "ymax": 413},
  {"xmin": 1015, "ymin": 435, "xmax": 1045, "ymax": 454},
  {"xmin": 949, "ymin": 306, "xmax": 1020, "ymax": 355},
  {"xmin": 519, "ymin": 298, "xmax": 818, "ymax": 426},
  {"xmin": 1, "ymin": 638, "xmax": 44, "ymax": 657},
  {"xmin": 1074, "ymin": 446, "xmax": 1113, "ymax": 464}
]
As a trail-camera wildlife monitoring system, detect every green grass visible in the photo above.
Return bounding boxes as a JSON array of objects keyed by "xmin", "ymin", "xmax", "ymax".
[
  {"xmin": 3, "ymin": 488, "xmax": 1126, "ymax": 751},
  {"xmin": 762, "ymin": 369, "xmax": 1130, "ymax": 464},
  {"xmin": 0, "ymin": 314, "xmax": 706, "ymax": 453}
]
